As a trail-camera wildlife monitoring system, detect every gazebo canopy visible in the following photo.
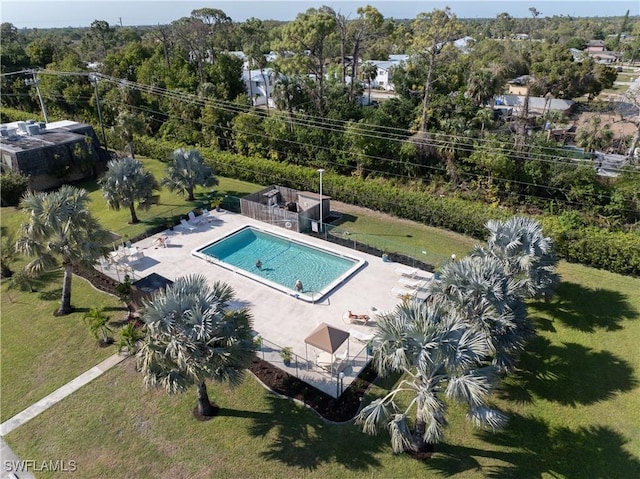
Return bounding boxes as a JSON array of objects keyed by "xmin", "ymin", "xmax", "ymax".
[{"xmin": 304, "ymin": 322, "xmax": 349, "ymax": 354}]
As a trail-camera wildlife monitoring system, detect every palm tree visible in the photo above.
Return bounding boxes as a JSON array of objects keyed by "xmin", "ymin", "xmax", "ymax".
[
  {"xmin": 576, "ymin": 116, "xmax": 614, "ymax": 161},
  {"xmin": 15, "ymin": 186, "xmax": 111, "ymax": 316},
  {"xmin": 137, "ymin": 274, "xmax": 256, "ymax": 419},
  {"xmin": 427, "ymin": 255, "xmax": 529, "ymax": 373},
  {"xmin": 361, "ymin": 62, "xmax": 378, "ymax": 104},
  {"xmin": 117, "ymin": 321, "xmax": 145, "ymax": 355},
  {"xmin": 162, "ymin": 148, "xmax": 217, "ymax": 202},
  {"xmin": 114, "ymin": 110, "xmax": 145, "ymax": 159},
  {"xmin": 1, "ymin": 230, "xmax": 18, "ymax": 278},
  {"xmin": 356, "ymin": 299, "xmax": 506, "ymax": 453},
  {"xmin": 83, "ymin": 307, "xmax": 113, "ymax": 345},
  {"xmin": 100, "ymin": 156, "xmax": 158, "ymax": 224},
  {"xmin": 471, "ymin": 216, "xmax": 559, "ymax": 300}
]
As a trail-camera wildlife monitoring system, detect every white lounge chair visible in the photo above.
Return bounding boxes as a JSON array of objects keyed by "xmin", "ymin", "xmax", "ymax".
[
  {"xmin": 398, "ymin": 277, "xmax": 428, "ymax": 289},
  {"xmin": 348, "ymin": 329, "xmax": 374, "ymax": 343},
  {"xmin": 392, "ymin": 286, "xmax": 430, "ymax": 301},
  {"xmin": 395, "ymin": 266, "xmax": 419, "ymax": 277},
  {"xmin": 187, "ymin": 211, "xmax": 202, "ymax": 225},
  {"xmin": 177, "ymin": 218, "xmax": 196, "ymax": 233}
]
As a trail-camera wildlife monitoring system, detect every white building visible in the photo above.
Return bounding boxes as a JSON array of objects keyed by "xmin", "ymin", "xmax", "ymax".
[
  {"xmin": 367, "ymin": 55, "xmax": 409, "ymax": 91},
  {"xmin": 242, "ymin": 68, "xmax": 277, "ymax": 107}
]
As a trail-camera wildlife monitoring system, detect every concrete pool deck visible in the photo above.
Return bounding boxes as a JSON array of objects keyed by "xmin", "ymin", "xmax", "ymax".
[{"xmin": 99, "ymin": 210, "xmax": 427, "ymax": 397}]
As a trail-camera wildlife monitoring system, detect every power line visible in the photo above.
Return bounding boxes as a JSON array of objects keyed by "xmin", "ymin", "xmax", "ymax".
[
  {"xmin": 7, "ymin": 68, "xmax": 640, "ymax": 213},
  {"xmin": 113, "ymin": 100, "xmax": 640, "ymax": 215},
  {"xmin": 27, "ymin": 69, "xmax": 640, "ymax": 175}
]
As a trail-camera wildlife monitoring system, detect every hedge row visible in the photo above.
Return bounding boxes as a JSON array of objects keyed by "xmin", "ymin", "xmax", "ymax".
[
  {"xmin": 0, "ymin": 107, "xmax": 44, "ymax": 123},
  {"xmin": 136, "ymin": 137, "xmax": 640, "ymax": 276}
]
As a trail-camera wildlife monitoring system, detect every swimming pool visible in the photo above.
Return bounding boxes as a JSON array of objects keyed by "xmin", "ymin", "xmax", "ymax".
[{"xmin": 193, "ymin": 226, "xmax": 366, "ymax": 302}]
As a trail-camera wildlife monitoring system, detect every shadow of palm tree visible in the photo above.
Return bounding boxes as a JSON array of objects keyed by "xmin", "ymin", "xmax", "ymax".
[
  {"xmin": 427, "ymin": 414, "xmax": 640, "ymax": 478},
  {"xmin": 247, "ymin": 394, "xmax": 385, "ymax": 472},
  {"xmin": 499, "ymin": 336, "xmax": 637, "ymax": 406},
  {"xmin": 529, "ymin": 282, "xmax": 637, "ymax": 332}
]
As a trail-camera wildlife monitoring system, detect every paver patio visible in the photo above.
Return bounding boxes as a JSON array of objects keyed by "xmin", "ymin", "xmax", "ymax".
[{"xmin": 99, "ymin": 210, "xmax": 415, "ymax": 397}]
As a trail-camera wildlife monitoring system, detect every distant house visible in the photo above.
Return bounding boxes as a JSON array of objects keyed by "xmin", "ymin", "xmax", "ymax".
[
  {"xmin": 242, "ymin": 68, "xmax": 277, "ymax": 107},
  {"xmin": 368, "ymin": 55, "xmax": 409, "ymax": 91},
  {"xmin": 453, "ymin": 36, "xmax": 476, "ymax": 53},
  {"xmin": 584, "ymin": 40, "xmax": 620, "ymax": 64},
  {"xmin": 506, "ymin": 75, "xmax": 532, "ymax": 96},
  {"xmin": 569, "ymin": 48, "xmax": 585, "ymax": 62},
  {"xmin": 585, "ymin": 40, "xmax": 606, "ymax": 53},
  {"xmin": 495, "ymin": 95, "xmax": 575, "ymax": 116},
  {"xmin": 0, "ymin": 120, "xmax": 107, "ymax": 191}
]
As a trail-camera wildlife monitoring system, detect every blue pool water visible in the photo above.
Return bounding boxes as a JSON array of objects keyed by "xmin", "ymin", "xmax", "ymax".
[{"xmin": 196, "ymin": 226, "xmax": 363, "ymax": 300}]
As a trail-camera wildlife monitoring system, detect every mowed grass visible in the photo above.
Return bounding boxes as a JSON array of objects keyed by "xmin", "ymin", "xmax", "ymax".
[
  {"xmin": 2, "ymin": 163, "xmax": 639, "ymax": 476},
  {"xmin": 328, "ymin": 203, "xmax": 476, "ymax": 266},
  {"xmin": 5, "ymin": 262, "xmax": 640, "ymax": 478},
  {"xmin": 0, "ymin": 159, "xmax": 261, "ymax": 422},
  {"xmin": 0, "ymin": 275, "xmax": 125, "ymax": 421}
]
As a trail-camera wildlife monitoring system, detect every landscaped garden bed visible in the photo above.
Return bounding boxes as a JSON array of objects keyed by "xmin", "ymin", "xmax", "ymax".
[{"xmin": 77, "ymin": 266, "xmax": 379, "ymax": 422}]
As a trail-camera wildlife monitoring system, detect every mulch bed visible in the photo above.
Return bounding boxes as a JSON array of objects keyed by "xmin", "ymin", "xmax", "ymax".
[
  {"xmin": 76, "ymin": 266, "xmax": 379, "ymax": 422},
  {"xmin": 248, "ymin": 357, "xmax": 378, "ymax": 422}
]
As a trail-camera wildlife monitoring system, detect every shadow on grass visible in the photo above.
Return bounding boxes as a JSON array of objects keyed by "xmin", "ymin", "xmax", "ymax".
[
  {"xmin": 529, "ymin": 281, "xmax": 637, "ymax": 332},
  {"xmin": 499, "ymin": 336, "xmax": 637, "ymax": 406},
  {"xmin": 428, "ymin": 414, "xmax": 640, "ymax": 478},
  {"xmin": 246, "ymin": 394, "xmax": 385, "ymax": 472}
]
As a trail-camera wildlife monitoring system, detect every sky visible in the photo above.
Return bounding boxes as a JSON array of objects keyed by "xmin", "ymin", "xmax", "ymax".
[{"xmin": 1, "ymin": 0, "xmax": 638, "ymax": 29}]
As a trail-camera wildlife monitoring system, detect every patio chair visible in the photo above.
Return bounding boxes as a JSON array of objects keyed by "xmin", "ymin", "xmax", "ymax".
[
  {"xmin": 395, "ymin": 266, "xmax": 419, "ymax": 278},
  {"xmin": 393, "ymin": 286, "xmax": 430, "ymax": 302},
  {"xmin": 187, "ymin": 211, "xmax": 202, "ymax": 225},
  {"xmin": 126, "ymin": 247, "xmax": 144, "ymax": 265},
  {"xmin": 348, "ymin": 328, "xmax": 374, "ymax": 343},
  {"xmin": 398, "ymin": 277, "xmax": 429, "ymax": 289},
  {"xmin": 347, "ymin": 310, "xmax": 370, "ymax": 325},
  {"xmin": 177, "ymin": 218, "xmax": 196, "ymax": 233}
]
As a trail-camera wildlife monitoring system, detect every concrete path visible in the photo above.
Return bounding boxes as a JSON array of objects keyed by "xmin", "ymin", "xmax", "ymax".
[
  {"xmin": 1, "ymin": 353, "xmax": 127, "ymax": 479},
  {"xmin": 1, "ymin": 353, "xmax": 127, "ymax": 436}
]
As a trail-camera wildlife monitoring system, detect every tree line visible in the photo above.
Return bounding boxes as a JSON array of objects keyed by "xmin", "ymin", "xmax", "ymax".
[{"xmin": 1, "ymin": 8, "xmax": 640, "ymax": 237}]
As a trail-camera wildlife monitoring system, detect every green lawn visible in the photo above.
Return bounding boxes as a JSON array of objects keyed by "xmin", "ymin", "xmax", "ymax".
[
  {"xmin": 2, "ymin": 166, "xmax": 639, "ymax": 477},
  {"xmin": 0, "ymin": 275, "xmax": 125, "ymax": 421},
  {"xmin": 5, "ymin": 260, "xmax": 640, "ymax": 477}
]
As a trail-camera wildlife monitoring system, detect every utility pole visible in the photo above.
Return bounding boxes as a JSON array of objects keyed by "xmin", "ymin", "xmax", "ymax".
[
  {"xmin": 25, "ymin": 70, "xmax": 49, "ymax": 123},
  {"xmin": 89, "ymin": 73, "xmax": 108, "ymax": 151}
]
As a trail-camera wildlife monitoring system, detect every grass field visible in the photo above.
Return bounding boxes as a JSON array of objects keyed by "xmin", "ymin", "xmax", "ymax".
[{"xmin": 1, "ymin": 159, "xmax": 639, "ymax": 477}]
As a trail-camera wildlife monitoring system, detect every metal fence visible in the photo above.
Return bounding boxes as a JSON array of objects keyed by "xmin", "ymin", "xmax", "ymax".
[{"xmin": 254, "ymin": 336, "xmax": 373, "ymax": 397}]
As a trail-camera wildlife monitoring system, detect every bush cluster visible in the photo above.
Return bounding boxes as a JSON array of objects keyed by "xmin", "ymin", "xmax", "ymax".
[{"xmin": 0, "ymin": 171, "xmax": 29, "ymax": 206}]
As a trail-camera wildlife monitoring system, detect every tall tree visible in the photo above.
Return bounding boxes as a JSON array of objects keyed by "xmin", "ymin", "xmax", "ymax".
[
  {"xmin": 15, "ymin": 186, "xmax": 111, "ymax": 316},
  {"xmin": 356, "ymin": 299, "xmax": 506, "ymax": 452},
  {"xmin": 113, "ymin": 110, "xmax": 145, "ymax": 159},
  {"xmin": 278, "ymin": 7, "xmax": 337, "ymax": 115},
  {"xmin": 347, "ymin": 6, "xmax": 384, "ymax": 101},
  {"xmin": 471, "ymin": 216, "xmax": 560, "ymax": 300},
  {"xmin": 162, "ymin": 148, "xmax": 217, "ymax": 201},
  {"xmin": 137, "ymin": 274, "xmax": 256, "ymax": 419},
  {"xmin": 410, "ymin": 8, "xmax": 464, "ymax": 136},
  {"xmin": 427, "ymin": 255, "xmax": 529, "ymax": 373},
  {"xmin": 361, "ymin": 61, "xmax": 378, "ymax": 104},
  {"xmin": 100, "ymin": 157, "xmax": 159, "ymax": 224}
]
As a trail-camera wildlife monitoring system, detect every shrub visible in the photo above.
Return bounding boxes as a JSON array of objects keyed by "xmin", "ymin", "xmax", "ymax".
[
  {"xmin": 0, "ymin": 170, "xmax": 29, "ymax": 206},
  {"xmin": 136, "ymin": 137, "xmax": 640, "ymax": 276}
]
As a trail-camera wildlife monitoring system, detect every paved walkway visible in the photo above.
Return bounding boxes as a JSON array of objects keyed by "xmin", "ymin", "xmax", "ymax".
[{"xmin": 1, "ymin": 353, "xmax": 127, "ymax": 478}]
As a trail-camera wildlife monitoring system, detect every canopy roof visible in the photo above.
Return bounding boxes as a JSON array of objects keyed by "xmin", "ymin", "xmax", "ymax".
[{"xmin": 304, "ymin": 322, "xmax": 349, "ymax": 354}]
